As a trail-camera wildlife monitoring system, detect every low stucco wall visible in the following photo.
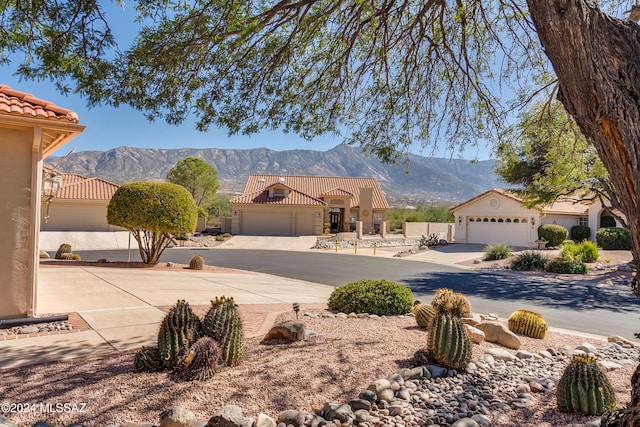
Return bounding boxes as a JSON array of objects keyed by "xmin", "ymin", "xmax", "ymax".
[
  {"xmin": 40, "ymin": 231, "xmax": 133, "ymax": 251},
  {"xmin": 403, "ymin": 222, "xmax": 455, "ymax": 241}
]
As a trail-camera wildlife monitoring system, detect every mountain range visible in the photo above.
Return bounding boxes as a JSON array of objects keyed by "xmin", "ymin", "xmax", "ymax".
[{"xmin": 46, "ymin": 144, "xmax": 502, "ymax": 205}]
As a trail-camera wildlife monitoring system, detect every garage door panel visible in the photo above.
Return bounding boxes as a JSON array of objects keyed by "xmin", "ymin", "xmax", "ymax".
[
  {"xmin": 295, "ymin": 214, "xmax": 314, "ymax": 235},
  {"xmin": 467, "ymin": 221, "xmax": 531, "ymax": 247},
  {"xmin": 242, "ymin": 213, "xmax": 291, "ymax": 236}
]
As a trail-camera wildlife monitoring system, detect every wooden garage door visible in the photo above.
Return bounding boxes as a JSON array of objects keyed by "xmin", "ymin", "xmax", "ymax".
[
  {"xmin": 241, "ymin": 212, "xmax": 291, "ymax": 236},
  {"xmin": 467, "ymin": 217, "xmax": 531, "ymax": 247}
]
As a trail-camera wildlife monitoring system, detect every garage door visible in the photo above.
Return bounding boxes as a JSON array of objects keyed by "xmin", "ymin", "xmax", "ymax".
[
  {"xmin": 241, "ymin": 212, "xmax": 291, "ymax": 236},
  {"xmin": 295, "ymin": 214, "xmax": 315, "ymax": 235},
  {"xmin": 467, "ymin": 217, "xmax": 532, "ymax": 247}
]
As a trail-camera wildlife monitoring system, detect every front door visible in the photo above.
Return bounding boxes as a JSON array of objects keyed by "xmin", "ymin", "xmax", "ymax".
[{"xmin": 329, "ymin": 210, "xmax": 342, "ymax": 232}]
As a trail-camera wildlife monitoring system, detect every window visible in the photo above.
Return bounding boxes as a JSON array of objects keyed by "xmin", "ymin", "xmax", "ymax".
[
  {"xmin": 273, "ymin": 188, "xmax": 285, "ymax": 197},
  {"xmin": 513, "ymin": 218, "xmax": 520, "ymax": 223},
  {"xmin": 505, "ymin": 218, "xmax": 512, "ymax": 223},
  {"xmin": 497, "ymin": 218, "xmax": 504, "ymax": 223},
  {"xmin": 490, "ymin": 218, "xmax": 496, "ymax": 222},
  {"xmin": 579, "ymin": 217, "xmax": 589, "ymax": 227},
  {"xmin": 482, "ymin": 218, "xmax": 489, "ymax": 222},
  {"xmin": 469, "ymin": 218, "xmax": 475, "ymax": 222}
]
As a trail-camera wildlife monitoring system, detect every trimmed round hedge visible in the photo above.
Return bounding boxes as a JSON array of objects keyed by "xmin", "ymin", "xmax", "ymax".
[{"xmin": 328, "ymin": 279, "xmax": 413, "ymax": 316}]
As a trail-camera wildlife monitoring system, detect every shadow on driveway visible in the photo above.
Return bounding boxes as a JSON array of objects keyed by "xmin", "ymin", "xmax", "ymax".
[{"xmin": 402, "ymin": 270, "xmax": 640, "ymax": 313}]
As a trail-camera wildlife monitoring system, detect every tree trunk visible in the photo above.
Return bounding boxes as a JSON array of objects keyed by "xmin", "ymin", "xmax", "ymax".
[{"xmin": 526, "ymin": 0, "xmax": 640, "ymax": 424}]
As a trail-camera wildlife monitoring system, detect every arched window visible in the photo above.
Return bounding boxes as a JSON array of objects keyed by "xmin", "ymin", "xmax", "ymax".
[
  {"xmin": 497, "ymin": 218, "xmax": 504, "ymax": 223},
  {"xmin": 505, "ymin": 218, "xmax": 512, "ymax": 223},
  {"xmin": 490, "ymin": 218, "xmax": 496, "ymax": 222},
  {"xmin": 469, "ymin": 218, "xmax": 475, "ymax": 222},
  {"xmin": 513, "ymin": 218, "xmax": 520, "ymax": 223},
  {"xmin": 483, "ymin": 218, "xmax": 489, "ymax": 222}
]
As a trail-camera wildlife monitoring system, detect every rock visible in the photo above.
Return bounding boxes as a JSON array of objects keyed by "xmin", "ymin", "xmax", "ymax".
[
  {"xmin": 484, "ymin": 348, "xmax": 517, "ymax": 362},
  {"xmin": 585, "ymin": 418, "xmax": 602, "ymax": 427},
  {"xmin": 353, "ymin": 410, "xmax": 370, "ymax": 423},
  {"xmin": 378, "ymin": 388, "xmax": 395, "ymax": 402},
  {"xmin": 396, "ymin": 387, "xmax": 411, "ymax": 400},
  {"xmin": 515, "ymin": 350, "xmax": 534, "ymax": 359},
  {"xmin": 277, "ymin": 410, "xmax": 305, "ymax": 427},
  {"xmin": 322, "ymin": 402, "xmax": 354, "ymax": 423},
  {"xmin": 464, "ymin": 324, "xmax": 485, "ymax": 344},
  {"xmin": 538, "ymin": 350, "xmax": 554, "ymax": 359},
  {"xmin": 39, "ymin": 250, "xmax": 50, "ymax": 259},
  {"xmin": 618, "ymin": 264, "xmax": 633, "ymax": 271},
  {"xmin": 515, "ymin": 383, "xmax": 531, "ymax": 394},
  {"xmin": 160, "ymin": 407, "xmax": 197, "ymax": 427},
  {"xmin": 18, "ymin": 325, "xmax": 39, "ymax": 334},
  {"xmin": 358, "ymin": 390, "xmax": 377, "ymax": 403},
  {"xmin": 349, "ymin": 399, "xmax": 372, "ymax": 411},
  {"xmin": 451, "ymin": 418, "xmax": 479, "ymax": 427},
  {"xmin": 0, "ymin": 416, "xmax": 17, "ymax": 427},
  {"xmin": 263, "ymin": 321, "xmax": 305, "ymax": 342},
  {"xmin": 576, "ymin": 343, "xmax": 599, "ymax": 355},
  {"xmin": 598, "ymin": 360, "xmax": 624, "ymax": 371},
  {"xmin": 256, "ymin": 414, "xmax": 276, "ymax": 427},
  {"xmin": 367, "ymin": 379, "xmax": 392, "ymax": 395},
  {"xmin": 529, "ymin": 381, "xmax": 546, "ymax": 393},
  {"xmin": 425, "ymin": 365, "xmax": 448, "ymax": 379},
  {"xmin": 608, "ymin": 335, "xmax": 637, "ymax": 347},
  {"xmin": 461, "ymin": 313, "xmax": 483, "ymax": 326},
  {"xmin": 207, "ymin": 405, "xmax": 244, "ymax": 427},
  {"xmin": 475, "ymin": 321, "xmax": 521, "ymax": 349},
  {"xmin": 400, "ymin": 366, "xmax": 424, "ymax": 380}
]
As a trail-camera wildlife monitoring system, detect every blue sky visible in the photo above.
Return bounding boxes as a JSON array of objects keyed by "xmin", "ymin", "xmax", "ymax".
[{"xmin": 1, "ymin": 3, "xmax": 493, "ymax": 160}]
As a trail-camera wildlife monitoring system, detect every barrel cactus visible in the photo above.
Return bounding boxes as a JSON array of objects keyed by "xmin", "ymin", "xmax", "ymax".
[
  {"xmin": 175, "ymin": 337, "xmax": 221, "ymax": 381},
  {"xmin": 430, "ymin": 288, "xmax": 472, "ymax": 318},
  {"xmin": 133, "ymin": 346, "xmax": 164, "ymax": 372},
  {"xmin": 202, "ymin": 296, "xmax": 244, "ymax": 366},
  {"xmin": 55, "ymin": 243, "xmax": 73, "ymax": 259},
  {"xmin": 414, "ymin": 303, "xmax": 437, "ymax": 329},
  {"xmin": 158, "ymin": 300, "xmax": 201, "ymax": 369},
  {"xmin": 426, "ymin": 288, "xmax": 472, "ymax": 370},
  {"xmin": 508, "ymin": 309, "xmax": 548, "ymax": 339},
  {"xmin": 557, "ymin": 354, "xmax": 615, "ymax": 416},
  {"xmin": 189, "ymin": 254, "xmax": 205, "ymax": 270}
]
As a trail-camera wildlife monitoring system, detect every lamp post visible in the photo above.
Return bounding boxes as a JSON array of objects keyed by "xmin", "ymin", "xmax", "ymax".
[{"xmin": 42, "ymin": 175, "xmax": 62, "ymax": 223}]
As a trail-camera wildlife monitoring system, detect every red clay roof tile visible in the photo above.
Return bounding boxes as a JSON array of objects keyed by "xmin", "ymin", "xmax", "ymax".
[{"xmin": 0, "ymin": 85, "xmax": 79, "ymax": 122}]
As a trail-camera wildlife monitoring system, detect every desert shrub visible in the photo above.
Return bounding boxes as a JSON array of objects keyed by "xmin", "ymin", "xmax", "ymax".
[
  {"xmin": 510, "ymin": 251, "xmax": 549, "ymax": 271},
  {"xmin": 484, "ymin": 243, "xmax": 512, "ymax": 261},
  {"xmin": 570, "ymin": 225, "xmax": 591, "ymax": 242},
  {"xmin": 545, "ymin": 259, "xmax": 588, "ymax": 274},
  {"xmin": 215, "ymin": 235, "xmax": 225, "ymax": 241},
  {"xmin": 562, "ymin": 240, "xmax": 599, "ymax": 263},
  {"xmin": 223, "ymin": 232, "xmax": 231, "ymax": 238},
  {"xmin": 596, "ymin": 227, "xmax": 632, "ymax": 250},
  {"xmin": 537, "ymin": 224, "xmax": 569, "ymax": 247},
  {"xmin": 328, "ymin": 279, "xmax": 413, "ymax": 316}
]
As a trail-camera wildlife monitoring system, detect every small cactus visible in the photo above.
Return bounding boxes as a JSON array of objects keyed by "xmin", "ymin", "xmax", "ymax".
[
  {"xmin": 427, "ymin": 314, "xmax": 472, "ymax": 370},
  {"xmin": 55, "ymin": 243, "xmax": 73, "ymax": 259},
  {"xmin": 133, "ymin": 346, "xmax": 163, "ymax": 372},
  {"xmin": 202, "ymin": 296, "xmax": 244, "ymax": 366},
  {"xmin": 557, "ymin": 354, "xmax": 615, "ymax": 415},
  {"xmin": 158, "ymin": 300, "xmax": 201, "ymax": 369},
  {"xmin": 508, "ymin": 309, "xmax": 548, "ymax": 339},
  {"xmin": 189, "ymin": 254, "xmax": 205, "ymax": 270},
  {"xmin": 414, "ymin": 303, "xmax": 437, "ymax": 329},
  {"xmin": 175, "ymin": 336, "xmax": 221, "ymax": 381},
  {"xmin": 431, "ymin": 288, "xmax": 472, "ymax": 318}
]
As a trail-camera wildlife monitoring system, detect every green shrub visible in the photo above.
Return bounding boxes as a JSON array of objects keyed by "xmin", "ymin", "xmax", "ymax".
[
  {"xmin": 537, "ymin": 224, "xmax": 569, "ymax": 247},
  {"xmin": 484, "ymin": 243, "xmax": 512, "ymax": 261},
  {"xmin": 545, "ymin": 259, "xmax": 588, "ymax": 274},
  {"xmin": 596, "ymin": 227, "xmax": 632, "ymax": 250},
  {"xmin": 570, "ymin": 225, "xmax": 591, "ymax": 242},
  {"xmin": 223, "ymin": 233, "xmax": 231, "ymax": 238},
  {"xmin": 510, "ymin": 251, "xmax": 549, "ymax": 271},
  {"xmin": 328, "ymin": 279, "xmax": 414, "ymax": 316},
  {"xmin": 215, "ymin": 234, "xmax": 225, "ymax": 241},
  {"xmin": 561, "ymin": 240, "xmax": 599, "ymax": 263}
]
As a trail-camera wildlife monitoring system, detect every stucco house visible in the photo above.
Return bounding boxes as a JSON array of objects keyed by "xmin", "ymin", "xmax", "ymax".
[
  {"xmin": 229, "ymin": 175, "xmax": 389, "ymax": 236},
  {"xmin": 41, "ymin": 169, "xmax": 120, "ymax": 232},
  {"xmin": 0, "ymin": 85, "xmax": 84, "ymax": 319},
  {"xmin": 450, "ymin": 189, "xmax": 622, "ymax": 247}
]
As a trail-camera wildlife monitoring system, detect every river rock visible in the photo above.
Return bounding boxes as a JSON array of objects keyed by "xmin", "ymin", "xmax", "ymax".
[{"xmin": 475, "ymin": 321, "xmax": 521, "ymax": 349}]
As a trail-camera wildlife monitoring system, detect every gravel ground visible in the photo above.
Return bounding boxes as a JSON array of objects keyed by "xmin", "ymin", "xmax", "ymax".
[{"xmin": 1, "ymin": 310, "xmax": 636, "ymax": 427}]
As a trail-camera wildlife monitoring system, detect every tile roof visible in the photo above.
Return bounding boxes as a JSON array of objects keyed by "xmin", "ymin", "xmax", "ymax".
[
  {"xmin": 230, "ymin": 187, "xmax": 326, "ymax": 206},
  {"xmin": 233, "ymin": 175, "xmax": 389, "ymax": 209},
  {"xmin": 44, "ymin": 168, "xmax": 119, "ymax": 201},
  {"xmin": 450, "ymin": 188, "xmax": 589, "ymax": 215},
  {"xmin": 0, "ymin": 85, "xmax": 79, "ymax": 123}
]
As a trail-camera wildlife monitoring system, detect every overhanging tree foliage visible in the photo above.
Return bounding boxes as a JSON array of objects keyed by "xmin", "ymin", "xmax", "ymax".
[
  {"xmin": 107, "ymin": 182, "xmax": 198, "ymax": 264},
  {"xmin": 166, "ymin": 157, "xmax": 220, "ymax": 207}
]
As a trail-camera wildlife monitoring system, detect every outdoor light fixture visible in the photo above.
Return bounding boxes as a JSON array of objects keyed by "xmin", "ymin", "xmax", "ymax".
[
  {"xmin": 458, "ymin": 216, "xmax": 462, "ymax": 225},
  {"xmin": 42, "ymin": 175, "xmax": 63, "ymax": 223}
]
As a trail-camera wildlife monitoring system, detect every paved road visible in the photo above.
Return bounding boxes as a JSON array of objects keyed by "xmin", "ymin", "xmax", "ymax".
[{"xmin": 75, "ymin": 248, "xmax": 640, "ymax": 341}]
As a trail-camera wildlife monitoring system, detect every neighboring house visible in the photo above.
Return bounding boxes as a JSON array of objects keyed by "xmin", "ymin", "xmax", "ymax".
[
  {"xmin": 229, "ymin": 175, "xmax": 389, "ymax": 236},
  {"xmin": 0, "ymin": 85, "xmax": 84, "ymax": 319},
  {"xmin": 41, "ymin": 169, "xmax": 120, "ymax": 232},
  {"xmin": 450, "ymin": 189, "xmax": 623, "ymax": 247}
]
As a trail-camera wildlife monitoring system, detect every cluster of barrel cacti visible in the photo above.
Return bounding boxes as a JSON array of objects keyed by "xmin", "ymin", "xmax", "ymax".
[
  {"xmin": 133, "ymin": 297, "xmax": 244, "ymax": 381},
  {"xmin": 413, "ymin": 303, "xmax": 437, "ymax": 329},
  {"xmin": 507, "ymin": 309, "xmax": 548, "ymax": 339},
  {"xmin": 54, "ymin": 243, "xmax": 81, "ymax": 260},
  {"xmin": 557, "ymin": 354, "xmax": 615, "ymax": 416},
  {"xmin": 425, "ymin": 288, "xmax": 472, "ymax": 370}
]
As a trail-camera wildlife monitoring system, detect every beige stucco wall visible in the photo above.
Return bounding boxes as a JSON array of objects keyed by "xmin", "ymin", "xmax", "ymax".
[
  {"xmin": 540, "ymin": 214, "xmax": 581, "ymax": 237},
  {"xmin": 41, "ymin": 200, "xmax": 118, "ymax": 232},
  {"xmin": 359, "ymin": 187, "xmax": 374, "ymax": 233},
  {"xmin": 0, "ymin": 127, "xmax": 41, "ymax": 319},
  {"xmin": 403, "ymin": 222, "xmax": 455, "ymax": 241}
]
